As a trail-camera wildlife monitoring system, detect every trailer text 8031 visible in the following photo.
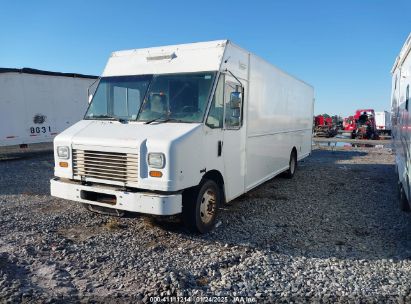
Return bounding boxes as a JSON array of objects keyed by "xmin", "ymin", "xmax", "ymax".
[{"xmin": 30, "ymin": 126, "xmax": 51, "ymax": 134}]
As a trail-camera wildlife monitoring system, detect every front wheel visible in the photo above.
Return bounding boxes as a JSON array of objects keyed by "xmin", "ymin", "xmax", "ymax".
[{"xmin": 182, "ymin": 179, "xmax": 220, "ymax": 233}]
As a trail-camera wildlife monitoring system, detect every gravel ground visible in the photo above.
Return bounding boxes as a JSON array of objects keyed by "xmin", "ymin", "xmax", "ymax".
[{"xmin": 0, "ymin": 146, "xmax": 410, "ymax": 303}]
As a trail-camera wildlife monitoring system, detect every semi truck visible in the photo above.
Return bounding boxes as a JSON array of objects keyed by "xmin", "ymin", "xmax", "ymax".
[
  {"xmin": 0, "ymin": 68, "xmax": 97, "ymax": 154},
  {"xmin": 352, "ymin": 109, "xmax": 379, "ymax": 140},
  {"xmin": 50, "ymin": 40, "xmax": 314, "ymax": 233},
  {"xmin": 391, "ymin": 33, "xmax": 411, "ymax": 212},
  {"xmin": 342, "ymin": 116, "xmax": 356, "ymax": 137},
  {"xmin": 314, "ymin": 115, "xmax": 337, "ymax": 137}
]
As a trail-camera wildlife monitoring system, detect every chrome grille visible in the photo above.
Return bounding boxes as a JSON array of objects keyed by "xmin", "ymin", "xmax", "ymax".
[{"xmin": 73, "ymin": 150, "xmax": 138, "ymax": 184}]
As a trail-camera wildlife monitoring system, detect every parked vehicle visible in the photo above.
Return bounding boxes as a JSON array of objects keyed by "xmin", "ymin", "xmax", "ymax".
[
  {"xmin": 314, "ymin": 114, "xmax": 337, "ymax": 137},
  {"xmin": 342, "ymin": 115, "xmax": 356, "ymax": 137},
  {"xmin": 375, "ymin": 111, "xmax": 392, "ymax": 136},
  {"xmin": 351, "ymin": 109, "xmax": 379, "ymax": 140},
  {"xmin": 325, "ymin": 116, "xmax": 333, "ymax": 127},
  {"xmin": 50, "ymin": 40, "xmax": 314, "ymax": 233},
  {"xmin": 332, "ymin": 115, "xmax": 343, "ymax": 130},
  {"xmin": 391, "ymin": 33, "xmax": 411, "ymax": 212},
  {"xmin": 0, "ymin": 68, "xmax": 97, "ymax": 154}
]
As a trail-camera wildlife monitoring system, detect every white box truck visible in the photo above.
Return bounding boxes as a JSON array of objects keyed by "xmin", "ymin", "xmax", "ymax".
[
  {"xmin": 50, "ymin": 40, "xmax": 314, "ymax": 233},
  {"xmin": 0, "ymin": 68, "xmax": 97, "ymax": 154},
  {"xmin": 375, "ymin": 111, "xmax": 391, "ymax": 136},
  {"xmin": 392, "ymin": 33, "xmax": 411, "ymax": 212}
]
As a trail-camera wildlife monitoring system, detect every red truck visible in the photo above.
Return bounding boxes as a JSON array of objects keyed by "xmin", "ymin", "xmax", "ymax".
[
  {"xmin": 345, "ymin": 109, "xmax": 379, "ymax": 139},
  {"xmin": 343, "ymin": 116, "xmax": 355, "ymax": 131},
  {"xmin": 314, "ymin": 115, "xmax": 337, "ymax": 137}
]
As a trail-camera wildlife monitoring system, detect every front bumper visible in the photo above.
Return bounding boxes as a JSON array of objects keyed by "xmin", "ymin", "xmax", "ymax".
[{"xmin": 50, "ymin": 178, "xmax": 182, "ymax": 215}]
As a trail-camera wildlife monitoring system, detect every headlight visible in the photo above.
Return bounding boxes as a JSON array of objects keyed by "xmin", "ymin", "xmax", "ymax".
[
  {"xmin": 148, "ymin": 153, "xmax": 165, "ymax": 169},
  {"xmin": 57, "ymin": 146, "xmax": 70, "ymax": 159}
]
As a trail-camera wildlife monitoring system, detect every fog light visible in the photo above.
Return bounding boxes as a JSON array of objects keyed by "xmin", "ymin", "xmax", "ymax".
[
  {"xmin": 59, "ymin": 162, "xmax": 68, "ymax": 168},
  {"xmin": 149, "ymin": 170, "xmax": 163, "ymax": 178}
]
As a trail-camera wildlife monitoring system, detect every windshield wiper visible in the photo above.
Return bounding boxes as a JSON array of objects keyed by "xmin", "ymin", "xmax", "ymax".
[
  {"xmin": 85, "ymin": 114, "xmax": 117, "ymax": 120},
  {"xmin": 86, "ymin": 115, "xmax": 128, "ymax": 123},
  {"xmin": 145, "ymin": 114, "xmax": 168, "ymax": 124},
  {"xmin": 117, "ymin": 118, "xmax": 128, "ymax": 124},
  {"xmin": 145, "ymin": 116, "xmax": 185, "ymax": 125},
  {"xmin": 160, "ymin": 118, "xmax": 185, "ymax": 123}
]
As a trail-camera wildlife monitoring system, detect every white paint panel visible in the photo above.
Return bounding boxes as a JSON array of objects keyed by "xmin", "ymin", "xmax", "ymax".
[
  {"xmin": 375, "ymin": 111, "xmax": 391, "ymax": 130},
  {"xmin": 0, "ymin": 72, "xmax": 95, "ymax": 147},
  {"xmin": 103, "ymin": 40, "xmax": 227, "ymax": 76},
  {"xmin": 391, "ymin": 33, "xmax": 411, "ymax": 203},
  {"xmin": 51, "ymin": 178, "xmax": 182, "ymax": 215},
  {"xmin": 54, "ymin": 120, "xmax": 206, "ymax": 192},
  {"xmin": 0, "ymin": 74, "xmax": 26, "ymax": 143},
  {"xmin": 245, "ymin": 52, "xmax": 314, "ymax": 190}
]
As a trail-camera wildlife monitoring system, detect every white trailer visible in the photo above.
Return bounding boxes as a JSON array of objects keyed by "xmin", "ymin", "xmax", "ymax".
[
  {"xmin": 50, "ymin": 40, "xmax": 314, "ymax": 233},
  {"xmin": 391, "ymin": 33, "xmax": 411, "ymax": 212},
  {"xmin": 375, "ymin": 111, "xmax": 391, "ymax": 135},
  {"xmin": 0, "ymin": 68, "xmax": 97, "ymax": 154}
]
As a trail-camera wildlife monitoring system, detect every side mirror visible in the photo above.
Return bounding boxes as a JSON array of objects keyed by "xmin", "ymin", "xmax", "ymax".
[
  {"xmin": 88, "ymin": 94, "xmax": 93, "ymax": 104},
  {"xmin": 230, "ymin": 92, "xmax": 242, "ymax": 109},
  {"xmin": 225, "ymin": 115, "xmax": 240, "ymax": 127}
]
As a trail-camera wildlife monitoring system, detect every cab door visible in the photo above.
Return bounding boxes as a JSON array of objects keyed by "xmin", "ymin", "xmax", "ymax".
[{"xmin": 222, "ymin": 76, "xmax": 246, "ymax": 201}]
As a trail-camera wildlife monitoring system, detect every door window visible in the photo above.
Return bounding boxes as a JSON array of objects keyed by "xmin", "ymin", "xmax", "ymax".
[
  {"xmin": 206, "ymin": 75, "xmax": 224, "ymax": 128},
  {"xmin": 224, "ymin": 81, "xmax": 243, "ymax": 129}
]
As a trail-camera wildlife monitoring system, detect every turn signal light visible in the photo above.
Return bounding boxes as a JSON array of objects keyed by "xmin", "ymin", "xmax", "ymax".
[
  {"xmin": 149, "ymin": 170, "xmax": 163, "ymax": 178},
  {"xmin": 59, "ymin": 162, "xmax": 69, "ymax": 168}
]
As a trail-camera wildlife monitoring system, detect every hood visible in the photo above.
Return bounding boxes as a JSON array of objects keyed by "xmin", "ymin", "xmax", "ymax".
[{"xmin": 58, "ymin": 120, "xmax": 202, "ymax": 149}]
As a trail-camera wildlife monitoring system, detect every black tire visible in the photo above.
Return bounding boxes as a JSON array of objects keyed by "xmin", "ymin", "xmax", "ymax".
[
  {"xmin": 351, "ymin": 132, "xmax": 356, "ymax": 139},
  {"xmin": 399, "ymin": 181, "xmax": 411, "ymax": 212},
  {"xmin": 284, "ymin": 150, "xmax": 297, "ymax": 179},
  {"xmin": 182, "ymin": 179, "xmax": 220, "ymax": 233}
]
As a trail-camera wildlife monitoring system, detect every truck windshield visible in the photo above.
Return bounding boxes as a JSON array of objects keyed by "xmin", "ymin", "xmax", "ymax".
[
  {"xmin": 85, "ymin": 72, "xmax": 216, "ymax": 123},
  {"xmin": 85, "ymin": 75, "xmax": 152, "ymax": 120},
  {"xmin": 137, "ymin": 72, "xmax": 216, "ymax": 123}
]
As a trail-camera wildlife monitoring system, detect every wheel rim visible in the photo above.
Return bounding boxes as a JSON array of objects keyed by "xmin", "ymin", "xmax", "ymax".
[
  {"xmin": 200, "ymin": 188, "xmax": 217, "ymax": 225},
  {"xmin": 290, "ymin": 156, "xmax": 296, "ymax": 174}
]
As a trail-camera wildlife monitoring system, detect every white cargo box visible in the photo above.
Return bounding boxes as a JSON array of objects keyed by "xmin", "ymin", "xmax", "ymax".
[
  {"xmin": 0, "ymin": 68, "xmax": 97, "ymax": 152},
  {"xmin": 375, "ymin": 111, "xmax": 391, "ymax": 133}
]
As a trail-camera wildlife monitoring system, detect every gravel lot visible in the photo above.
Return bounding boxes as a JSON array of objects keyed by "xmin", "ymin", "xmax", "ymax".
[{"xmin": 0, "ymin": 146, "xmax": 410, "ymax": 303}]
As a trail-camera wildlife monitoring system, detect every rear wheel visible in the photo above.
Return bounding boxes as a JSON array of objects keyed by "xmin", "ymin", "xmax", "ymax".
[
  {"xmin": 182, "ymin": 179, "xmax": 220, "ymax": 233},
  {"xmin": 284, "ymin": 150, "xmax": 297, "ymax": 179}
]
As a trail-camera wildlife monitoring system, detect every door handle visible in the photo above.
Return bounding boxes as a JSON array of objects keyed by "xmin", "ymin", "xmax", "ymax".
[{"xmin": 218, "ymin": 141, "xmax": 223, "ymax": 157}]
